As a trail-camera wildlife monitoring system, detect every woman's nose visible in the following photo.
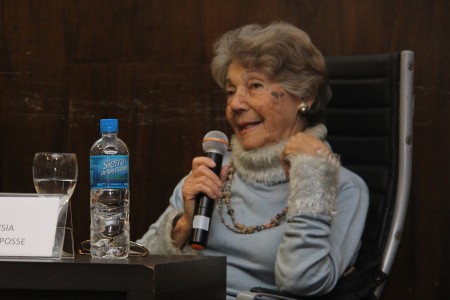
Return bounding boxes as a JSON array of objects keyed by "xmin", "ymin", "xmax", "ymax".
[{"xmin": 229, "ymin": 86, "xmax": 249, "ymax": 110}]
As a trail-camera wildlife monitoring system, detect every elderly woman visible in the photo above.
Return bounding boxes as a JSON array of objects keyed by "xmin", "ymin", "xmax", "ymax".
[{"xmin": 138, "ymin": 22, "xmax": 369, "ymax": 299}]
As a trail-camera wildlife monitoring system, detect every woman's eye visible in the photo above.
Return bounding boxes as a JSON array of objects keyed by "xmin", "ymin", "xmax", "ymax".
[
  {"xmin": 249, "ymin": 81, "xmax": 264, "ymax": 89},
  {"xmin": 225, "ymin": 89, "xmax": 235, "ymax": 98}
]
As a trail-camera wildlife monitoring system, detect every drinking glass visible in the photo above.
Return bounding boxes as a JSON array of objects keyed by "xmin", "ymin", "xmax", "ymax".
[
  {"xmin": 33, "ymin": 152, "xmax": 77, "ymax": 257},
  {"xmin": 33, "ymin": 153, "xmax": 78, "ymax": 196}
]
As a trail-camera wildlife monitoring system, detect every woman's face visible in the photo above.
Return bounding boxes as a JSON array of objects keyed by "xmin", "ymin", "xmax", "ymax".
[{"xmin": 225, "ymin": 62, "xmax": 304, "ymax": 150}]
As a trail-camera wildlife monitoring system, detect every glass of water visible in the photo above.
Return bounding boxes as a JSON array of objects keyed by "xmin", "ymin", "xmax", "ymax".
[
  {"xmin": 33, "ymin": 152, "xmax": 78, "ymax": 257},
  {"xmin": 33, "ymin": 152, "xmax": 78, "ymax": 195}
]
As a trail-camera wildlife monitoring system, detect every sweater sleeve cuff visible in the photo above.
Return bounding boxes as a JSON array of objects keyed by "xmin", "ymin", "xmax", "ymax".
[
  {"xmin": 142, "ymin": 209, "xmax": 198, "ymax": 255},
  {"xmin": 287, "ymin": 153, "xmax": 340, "ymax": 219}
]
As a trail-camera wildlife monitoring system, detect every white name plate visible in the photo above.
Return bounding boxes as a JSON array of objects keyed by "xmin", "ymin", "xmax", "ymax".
[{"xmin": 0, "ymin": 194, "xmax": 62, "ymax": 257}]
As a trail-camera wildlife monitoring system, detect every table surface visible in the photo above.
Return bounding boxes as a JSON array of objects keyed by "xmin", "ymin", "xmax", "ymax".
[{"xmin": 0, "ymin": 254, "xmax": 226, "ymax": 300}]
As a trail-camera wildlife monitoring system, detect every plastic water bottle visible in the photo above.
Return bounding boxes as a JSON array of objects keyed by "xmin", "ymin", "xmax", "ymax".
[{"xmin": 89, "ymin": 119, "xmax": 130, "ymax": 258}]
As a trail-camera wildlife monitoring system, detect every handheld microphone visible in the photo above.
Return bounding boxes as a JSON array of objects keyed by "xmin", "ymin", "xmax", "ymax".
[{"xmin": 189, "ymin": 131, "xmax": 229, "ymax": 251}]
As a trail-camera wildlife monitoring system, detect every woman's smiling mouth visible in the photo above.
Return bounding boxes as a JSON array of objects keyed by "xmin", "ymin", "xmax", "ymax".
[{"xmin": 238, "ymin": 121, "xmax": 262, "ymax": 134}]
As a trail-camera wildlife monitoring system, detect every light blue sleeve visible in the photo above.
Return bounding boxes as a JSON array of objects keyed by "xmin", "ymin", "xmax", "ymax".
[
  {"xmin": 136, "ymin": 176, "xmax": 197, "ymax": 255},
  {"xmin": 275, "ymin": 168, "xmax": 369, "ymax": 296}
]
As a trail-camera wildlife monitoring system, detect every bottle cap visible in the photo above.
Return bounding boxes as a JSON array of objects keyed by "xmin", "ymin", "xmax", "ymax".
[{"xmin": 100, "ymin": 119, "xmax": 118, "ymax": 133}]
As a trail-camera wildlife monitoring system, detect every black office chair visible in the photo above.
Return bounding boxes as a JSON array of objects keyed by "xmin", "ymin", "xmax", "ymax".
[{"xmin": 236, "ymin": 51, "xmax": 414, "ymax": 300}]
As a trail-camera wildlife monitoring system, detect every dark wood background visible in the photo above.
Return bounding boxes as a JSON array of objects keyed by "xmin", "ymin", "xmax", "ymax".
[{"xmin": 0, "ymin": 1, "xmax": 448, "ymax": 299}]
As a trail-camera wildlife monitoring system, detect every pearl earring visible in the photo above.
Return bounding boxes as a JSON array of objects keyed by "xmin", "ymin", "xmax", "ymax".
[{"xmin": 298, "ymin": 102, "xmax": 309, "ymax": 114}]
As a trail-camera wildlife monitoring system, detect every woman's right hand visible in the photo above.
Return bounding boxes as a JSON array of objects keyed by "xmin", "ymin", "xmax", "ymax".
[
  {"xmin": 171, "ymin": 156, "xmax": 228, "ymax": 247},
  {"xmin": 182, "ymin": 156, "xmax": 225, "ymax": 217}
]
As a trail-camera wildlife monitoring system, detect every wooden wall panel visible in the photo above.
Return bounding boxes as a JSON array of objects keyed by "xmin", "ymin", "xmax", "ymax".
[
  {"xmin": 63, "ymin": 0, "xmax": 205, "ymax": 63},
  {"xmin": 1, "ymin": 0, "xmax": 449, "ymax": 299}
]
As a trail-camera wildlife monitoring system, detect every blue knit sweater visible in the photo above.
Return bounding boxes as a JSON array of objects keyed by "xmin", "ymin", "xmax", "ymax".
[{"xmin": 138, "ymin": 125, "xmax": 369, "ymax": 299}]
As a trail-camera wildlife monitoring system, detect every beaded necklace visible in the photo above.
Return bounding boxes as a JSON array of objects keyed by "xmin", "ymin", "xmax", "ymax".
[{"xmin": 218, "ymin": 164, "xmax": 288, "ymax": 234}]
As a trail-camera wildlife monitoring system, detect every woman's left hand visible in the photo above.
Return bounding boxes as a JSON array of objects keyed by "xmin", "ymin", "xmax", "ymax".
[{"xmin": 280, "ymin": 132, "xmax": 331, "ymax": 176}]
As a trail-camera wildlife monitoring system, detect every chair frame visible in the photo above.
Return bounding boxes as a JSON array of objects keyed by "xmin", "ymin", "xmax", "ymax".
[{"xmin": 374, "ymin": 50, "xmax": 414, "ymax": 297}]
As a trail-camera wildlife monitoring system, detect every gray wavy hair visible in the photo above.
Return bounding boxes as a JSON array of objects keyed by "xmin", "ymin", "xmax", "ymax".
[{"xmin": 211, "ymin": 22, "xmax": 331, "ymax": 126}]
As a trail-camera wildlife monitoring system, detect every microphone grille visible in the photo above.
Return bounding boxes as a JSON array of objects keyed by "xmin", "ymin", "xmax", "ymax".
[{"xmin": 202, "ymin": 131, "xmax": 229, "ymax": 155}]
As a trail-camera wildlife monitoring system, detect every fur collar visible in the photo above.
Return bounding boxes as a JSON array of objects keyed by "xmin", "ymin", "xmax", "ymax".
[{"xmin": 230, "ymin": 124, "xmax": 327, "ymax": 185}]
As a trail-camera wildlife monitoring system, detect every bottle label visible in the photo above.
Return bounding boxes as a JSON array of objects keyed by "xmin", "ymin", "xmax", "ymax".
[{"xmin": 90, "ymin": 155, "xmax": 129, "ymax": 188}]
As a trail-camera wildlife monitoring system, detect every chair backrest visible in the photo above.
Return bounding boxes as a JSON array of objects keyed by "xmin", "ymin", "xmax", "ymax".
[{"xmin": 325, "ymin": 51, "xmax": 414, "ymax": 297}]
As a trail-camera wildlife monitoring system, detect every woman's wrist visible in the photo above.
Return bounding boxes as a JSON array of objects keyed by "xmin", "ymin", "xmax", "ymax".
[{"xmin": 171, "ymin": 214, "xmax": 193, "ymax": 248}]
